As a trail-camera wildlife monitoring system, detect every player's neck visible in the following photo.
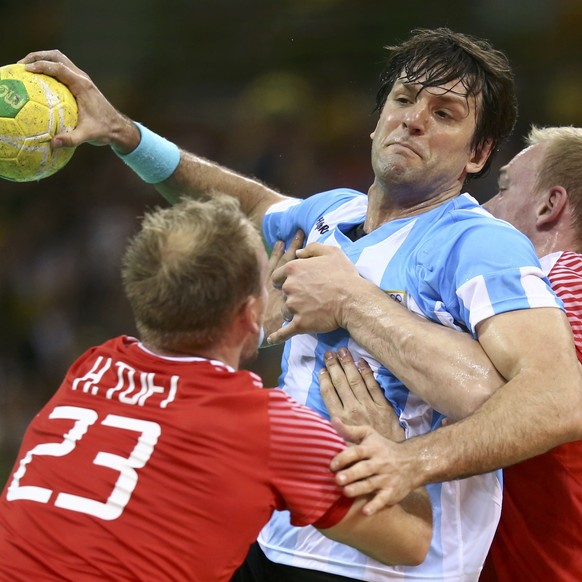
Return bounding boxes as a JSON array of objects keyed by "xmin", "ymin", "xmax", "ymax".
[
  {"xmin": 530, "ymin": 222, "xmax": 582, "ymax": 258},
  {"xmin": 365, "ymin": 181, "xmax": 461, "ymax": 231},
  {"xmin": 141, "ymin": 340, "xmax": 241, "ymax": 370}
]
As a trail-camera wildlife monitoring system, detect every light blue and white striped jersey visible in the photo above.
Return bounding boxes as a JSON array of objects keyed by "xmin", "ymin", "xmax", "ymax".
[{"xmin": 258, "ymin": 188, "xmax": 563, "ymax": 581}]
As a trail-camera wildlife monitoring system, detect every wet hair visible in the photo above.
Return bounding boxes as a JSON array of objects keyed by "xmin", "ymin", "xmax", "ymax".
[
  {"xmin": 375, "ymin": 28, "xmax": 518, "ymax": 179},
  {"xmin": 121, "ymin": 194, "xmax": 262, "ymax": 352}
]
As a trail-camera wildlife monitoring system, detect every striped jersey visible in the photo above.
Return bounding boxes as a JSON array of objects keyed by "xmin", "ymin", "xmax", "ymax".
[
  {"xmin": 0, "ymin": 335, "xmax": 352, "ymax": 582},
  {"xmin": 259, "ymin": 189, "xmax": 562, "ymax": 581},
  {"xmin": 481, "ymin": 251, "xmax": 582, "ymax": 581}
]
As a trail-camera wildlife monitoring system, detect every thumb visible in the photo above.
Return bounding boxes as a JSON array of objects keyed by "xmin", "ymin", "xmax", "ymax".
[
  {"xmin": 52, "ymin": 132, "xmax": 79, "ymax": 149},
  {"xmin": 331, "ymin": 417, "xmax": 369, "ymax": 444},
  {"xmin": 267, "ymin": 320, "xmax": 299, "ymax": 345}
]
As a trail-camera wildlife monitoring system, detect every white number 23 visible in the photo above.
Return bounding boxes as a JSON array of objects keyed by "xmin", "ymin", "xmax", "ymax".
[{"xmin": 7, "ymin": 405, "xmax": 161, "ymax": 521}]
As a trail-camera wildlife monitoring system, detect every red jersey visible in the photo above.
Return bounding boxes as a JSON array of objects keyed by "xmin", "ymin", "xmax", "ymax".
[
  {"xmin": 0, "ymin": 336, "xmax": 352, "ymax": 581},
  {"xmin": 481, "ymin": 251, "xmax": 582, "ymax": 581}
]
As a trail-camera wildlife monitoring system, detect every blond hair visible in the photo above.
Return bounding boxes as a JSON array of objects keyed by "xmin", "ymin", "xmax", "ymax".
[
  {"xmin": 121, "ymin": 194, "xmax": 262, "ymax": 352},
  {"xmin": 527, "ymin": 126, "xmax": 582, "ymax": 244}
]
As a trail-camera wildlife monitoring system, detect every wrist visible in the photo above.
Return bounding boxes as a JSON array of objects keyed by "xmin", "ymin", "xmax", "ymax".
[
  {"xmin": 400, "ymin": 435, "xmax": 437, "ymax": 489},
  {"xmin": 340, "ymin": 277, "xmax": 380, "ymax": 329},
  {"xmin": 109, "ymin": 115, "xmax": 141, "ymax": 154},
  {"xmin": 112, "ymin": 122, "xmax": 180, "ymax": 184}
]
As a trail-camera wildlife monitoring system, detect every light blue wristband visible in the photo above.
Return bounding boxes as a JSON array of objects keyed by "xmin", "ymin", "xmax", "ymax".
[{"xmin": 113, "ymin": 122, "xmax": 180, "ymax": 184}]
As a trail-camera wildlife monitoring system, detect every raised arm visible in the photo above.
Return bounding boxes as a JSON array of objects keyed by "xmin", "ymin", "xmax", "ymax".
[
  {"xmin": 270, "ymin": 243, "xmax": 504, "ymax": 420},
  {"xmin": 156, "ymin": 150, "xmax": 284, "ymax": 223},
  {"xmin": 19, "ymin": 50, "xmax": 289, "ymax": 226}
]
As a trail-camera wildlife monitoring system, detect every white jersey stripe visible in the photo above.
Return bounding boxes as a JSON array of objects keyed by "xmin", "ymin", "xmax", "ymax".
[{"xmin": 260, "ymin": 190, "xmax": 559, "ymax": 580}]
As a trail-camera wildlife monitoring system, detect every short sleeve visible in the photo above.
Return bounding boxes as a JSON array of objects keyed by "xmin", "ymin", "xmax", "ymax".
[
  {"xmin": 417, "ymin": 216, "xmax": 562, "ymax": 336},
  {"xmin": 262, "ymin": 189, "xmax": 365, "ymax": 250},
  {"xmin": 266, "ymin": 390, "xmax": 353, "ymax": 528}
]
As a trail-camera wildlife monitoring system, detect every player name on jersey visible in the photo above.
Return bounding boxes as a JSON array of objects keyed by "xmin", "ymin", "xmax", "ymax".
[{"xmin": 71, "ymin": 355, "xmax": 178, "ymax": 409}]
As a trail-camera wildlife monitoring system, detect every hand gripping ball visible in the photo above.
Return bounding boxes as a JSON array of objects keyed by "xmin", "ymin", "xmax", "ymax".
[{"xmin": 0, "ymin": 63, "xmax": 78, "ymax": 182}]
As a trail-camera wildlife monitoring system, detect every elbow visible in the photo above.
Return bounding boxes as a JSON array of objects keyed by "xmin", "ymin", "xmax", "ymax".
[
  {"xmin": 559, "ymin": 385, "xmax": 582, "ymax": 442},
  {"xmin": 389, "ymin": 493, "xmax": 433, "ymax": 567},
  {"xmin": 406, "ymin": 508, "xmax": 432, "ymax": 566},
  {"xmin": 408, "ymin": 490, "xmax": 433, "ymax": 566},
  {"xmin": 442, "ymin": 381, "xmax": 498, "ymax": 422},
  {"xmin": 383, "ymin": 523, "xmax": 431, "ymax": 567},
  {"xmin": 402, "ymin": 528, "xmax": 431, "ymax": 566}
]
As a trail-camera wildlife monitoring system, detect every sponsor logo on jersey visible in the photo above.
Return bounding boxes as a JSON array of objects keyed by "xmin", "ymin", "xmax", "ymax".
[{"xmin": 314, "ymin": 216, "xmax": 330, "ymax": 235}]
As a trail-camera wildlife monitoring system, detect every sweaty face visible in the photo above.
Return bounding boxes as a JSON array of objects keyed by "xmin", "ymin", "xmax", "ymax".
[
  {"xmin": 370, "ymin": 76, "xmax": 491, "ymax": 204},
  {"xmin": 483, "ymin": 143, "xmax": 546, "ymax": 239}
]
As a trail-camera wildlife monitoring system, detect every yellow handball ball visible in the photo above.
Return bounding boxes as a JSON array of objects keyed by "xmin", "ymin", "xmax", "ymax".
[{"xmin": 0, "ymin": 63, "xmax": 78, "ymax": 182}]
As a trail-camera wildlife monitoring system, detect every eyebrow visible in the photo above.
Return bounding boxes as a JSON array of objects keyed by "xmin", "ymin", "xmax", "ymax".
[{"xmin": 395, "ymin": 80, "xmax": 471, "ymax": 112}]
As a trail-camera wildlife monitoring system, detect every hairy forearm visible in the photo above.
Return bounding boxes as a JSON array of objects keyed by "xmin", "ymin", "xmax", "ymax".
[
  {"xmin": 109, "ymin": 118, "xmax": 287, "ymax": 227},
  {"xmin": 156, "ymin": 151, "xmax": 285, "ymax": 225},
  {"xmin": 403, "ymin": 309, "xmax": 582, "ymax": 485},
  {"xmin": 403, "ymin": 362, "xmax": 582, "ymax": 486},
  {"xmin": 342, "ymin": 279, "xmax": 504, "ymax": 420}
]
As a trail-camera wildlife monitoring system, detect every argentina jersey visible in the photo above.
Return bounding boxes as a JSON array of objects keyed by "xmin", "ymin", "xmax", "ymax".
[{"xmin": 259, "ymin": 188, "xmax": 562, "ymax": 581}]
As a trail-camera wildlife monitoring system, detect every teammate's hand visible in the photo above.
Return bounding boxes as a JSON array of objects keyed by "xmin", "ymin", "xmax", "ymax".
[
  {"xmin": 320, "ymin": 349, "xmax": 404, "ymax": 442},
  {"xmin": 19, "ymin": 50, "xmax": 139, "ymax": 152},
  {"xmin": 330, "ymin": 418, "xmax": 420, "ymax": 515},
  {"xmin": 262, "ymin": 230, "xmax": 305, "ymax": 342}
]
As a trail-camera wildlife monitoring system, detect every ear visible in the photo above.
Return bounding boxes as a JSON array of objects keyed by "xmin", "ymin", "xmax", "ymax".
[
  {"xmin": 239, "ymin": 295, "xmax": 261, "ymax": 336},
  {"xmin": 536, "ymin": 186, "xmax": 569, "ymax": 228},
  {"xmin": 370, "ymin": 118, "xmax": 380, "ymax": 141},
  {"xmin": 466, "ymin": 139, "xmax": 494, "ymax": 175}
]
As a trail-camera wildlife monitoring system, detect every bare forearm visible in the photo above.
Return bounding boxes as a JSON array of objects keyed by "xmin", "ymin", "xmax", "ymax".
[
  {"xmin": 405, "ymin": 309, "xmax": 582, "ymax": 485},
  {"xmin": 156, "ymin": 150, "xmax": 286, "ymax": 225},
  {"xmin": 331, "ymin": 308, "xmax": 582, "ymax": 516},
  {"xmin": 106, "ymin": 117, "xmax": 287, "ymax": 226},
  {"xmin": 404, "ymin": 362, "xmax": 582, "ymax": 486},
  {"xmin": 342, "ymin": 279, "xmax": 504, "ymax": 420},
  {"xmin": 323, "ymin": 488, "xmax": 432, "ymax": 566}
]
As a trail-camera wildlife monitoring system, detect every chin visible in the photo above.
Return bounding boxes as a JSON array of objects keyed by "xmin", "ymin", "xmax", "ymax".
[{"xmin": 375, "ymin": 157, "xmax": 410, "ymax": 181}]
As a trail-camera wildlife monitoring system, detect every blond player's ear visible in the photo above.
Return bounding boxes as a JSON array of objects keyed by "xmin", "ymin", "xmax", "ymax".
[
  {"xmin": 240, "ymin": 295, "xmax": 262, "ymax": 336},
  {"xmin": 536, "ymin": 186, "xmax": 569, "ymax": 228}
]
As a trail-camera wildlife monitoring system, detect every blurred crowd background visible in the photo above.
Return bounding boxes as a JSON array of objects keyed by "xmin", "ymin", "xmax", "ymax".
[{"xmin": 1, "ymin": 0, "xmax": 581, "ymax": 484}]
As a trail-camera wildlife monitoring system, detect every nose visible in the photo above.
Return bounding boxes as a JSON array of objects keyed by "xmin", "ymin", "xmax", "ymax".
[{"xmin": 402, "ymin": 102, "xmax": 428, "ymax": 134}]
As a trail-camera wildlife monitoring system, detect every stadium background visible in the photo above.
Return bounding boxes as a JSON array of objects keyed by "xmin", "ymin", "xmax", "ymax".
[{"xmin": 1, "ymin": 0, "xmax": 581, "ymax": 484}]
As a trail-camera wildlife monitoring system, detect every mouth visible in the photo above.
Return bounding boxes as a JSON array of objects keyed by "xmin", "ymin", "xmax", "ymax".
[{"xmin": 387, "ymin": 141, "xmax": 422, "ymax": 158}]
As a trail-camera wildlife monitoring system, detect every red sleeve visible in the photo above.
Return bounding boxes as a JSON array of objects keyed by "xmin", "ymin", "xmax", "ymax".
[
  {"xmin": 266, "ymin": 389, "xmax": 354, "ymax": 528},
  {"xmin": 547, "ymin": 252, "xmax": 582, "ymax": 359}
]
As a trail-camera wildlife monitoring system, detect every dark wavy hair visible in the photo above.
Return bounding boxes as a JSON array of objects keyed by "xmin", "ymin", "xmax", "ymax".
[{"xmin": 375, "ymin": 28, "xmax": 518, "ymax": 179}]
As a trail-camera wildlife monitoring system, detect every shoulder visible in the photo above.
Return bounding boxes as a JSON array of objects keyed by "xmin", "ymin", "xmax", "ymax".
[
  {"xmin": 422, "ymin": 194, "xmax": 538, "ymax": 264},
  {"xmin": 447, "ymin": 194, "xmax": 523, "ymax": 236},
  {"xmin": 262, "ymin": 188, "xmax": 367, "ymax": 247},
  {"xmin": 265, "ymin": 188, "xmax": 365, "ymax": 216}
]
